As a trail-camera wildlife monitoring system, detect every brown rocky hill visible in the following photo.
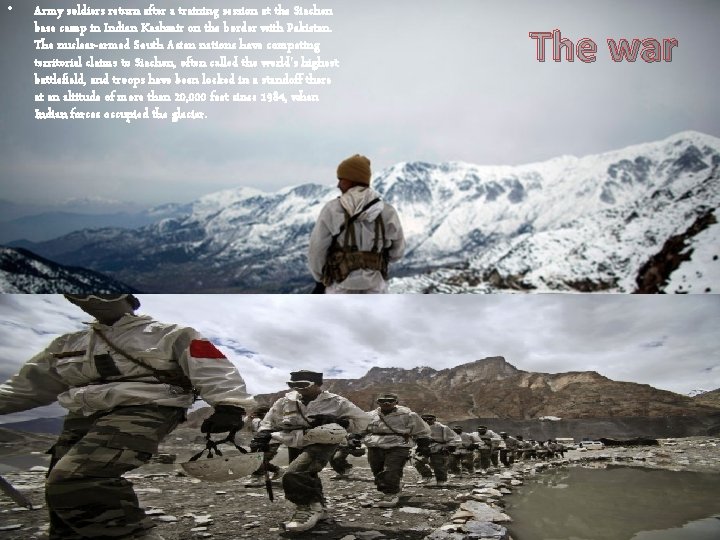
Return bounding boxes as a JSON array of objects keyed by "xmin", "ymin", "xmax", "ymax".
[
  {"xmin": 693, "ymin": 388, "xmax": 720, "ymax": 408},
  {"xmin": 253, "ymin": 357, "xmax": 720, "ymax": 423}
]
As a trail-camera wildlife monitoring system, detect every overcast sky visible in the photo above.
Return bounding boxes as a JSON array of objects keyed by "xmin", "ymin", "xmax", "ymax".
[
  {"xmin": 1, "ymin": 0, "xmax": 718, "ymax": 207},
  {"xmin": 1, "ymin": 294, "xmax": 718, "ymax": 423}
]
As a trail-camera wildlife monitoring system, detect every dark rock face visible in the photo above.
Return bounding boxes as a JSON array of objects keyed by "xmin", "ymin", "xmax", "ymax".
[{"xmin": 635, "ymin": 210, "xmax": 717, "ymax": 293}]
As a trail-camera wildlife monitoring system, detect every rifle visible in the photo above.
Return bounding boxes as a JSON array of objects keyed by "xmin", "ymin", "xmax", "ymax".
[{"xmin": 0, "ymin": 475, "xmax": 33, "ymax": 509}]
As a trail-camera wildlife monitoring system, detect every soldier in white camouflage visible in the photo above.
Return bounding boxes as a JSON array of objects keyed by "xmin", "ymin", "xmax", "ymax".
[
  {"xmin": 413, "ymin": 413, "xmax": 461, "ymax": 486},
  {"xmin": 251, "ymin": 370, "xmax": 370, "ymax": 533},
  {"xmin": 473, "ymin": 425, "xmax": 501, "ymax": 472},
  {"xmin": 447, "ymin": 425, "xmax": 482, "ymax": 475},
  {"xmin": 499, "ymin": 432, "xmax": 519, "ymax": 467},
  {"xmin": 515, "ymin": 434, "xmax": 531, "ymax": 461},
  {"xmin": 362, "ymin": 393, "xmax": 431, "ymax": 507},
  {"xmin": 0, "ymin": 295, "xmax": 255, "ymax": 540}
]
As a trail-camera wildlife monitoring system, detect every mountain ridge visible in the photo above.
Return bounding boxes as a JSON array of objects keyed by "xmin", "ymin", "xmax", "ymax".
[
  {"xmin": 4, "ymin": 130, "xmax": 719, "ymax": 293},
  {"xmin": 254, "ymin": 356, "xmax": 720, "ymax": 422}
]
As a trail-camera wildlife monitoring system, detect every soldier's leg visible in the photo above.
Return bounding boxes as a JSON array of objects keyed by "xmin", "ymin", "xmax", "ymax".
[
  {"xmin": 478, "ymin": 448, "xmax": 492, "ymax": 470},
  {"xmin": 447, "ymin": 453, "xmax": 460, "ymax": 474},
  {"xmin": 429, "ymin": 452, "xmax": 449, "ymax": 482},
  {"xmin": 413, "ymin": 455, "xmax": 433, "ymax": 479},
  {"xmin": 375, "ymin": 447, "xmax": 410, "ymax": 494},
  {"xmin": 46, "ymin": 412, "xmax": 93, "ymax": 540},
  {"xmin": 490, "ymin": 449, "xmax": 499, "ymax": 467},
  {"xmin": 282, "ymin": 444, "xmax": 337, "ymax": 505},
  {"xmin": 45, "ymin": 405, "xmax": 183, "ymax": 540},
  {"xmin": 461, "ymin": 453, "xmax": 475, "ymax": 473},
  {"xmin": 366, "ymin": 447, "xmax": 385, "ymax": 490}
]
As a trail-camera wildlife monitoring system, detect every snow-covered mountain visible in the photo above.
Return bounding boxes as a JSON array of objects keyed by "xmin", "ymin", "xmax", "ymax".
[
  {"xmin": 8, "ymin": 131, "xmax": 720, "ymax": 293},
  {"xmin": 0, "ymin": 247, "xmax": 139, "ymax": 293}
]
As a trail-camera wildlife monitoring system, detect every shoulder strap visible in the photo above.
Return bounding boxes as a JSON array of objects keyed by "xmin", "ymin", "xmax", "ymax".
[{"xmin": 371, "ymin": 214, "xmax": 386, "ymax": 253}]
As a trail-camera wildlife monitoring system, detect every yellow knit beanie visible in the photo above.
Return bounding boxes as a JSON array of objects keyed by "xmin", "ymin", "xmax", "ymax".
[{"xmin": 337, "ymin": 154, "xmax": 371, "ymax": 185}]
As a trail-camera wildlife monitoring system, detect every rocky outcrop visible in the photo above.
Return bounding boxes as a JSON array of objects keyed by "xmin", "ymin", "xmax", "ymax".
[
  {"xmin": 693, "ymin": 388, "xmax": 720, "ymax": 408},
  {"xmin": 635, "ymin": 209, "xmax": 717, "ymax": 293}
]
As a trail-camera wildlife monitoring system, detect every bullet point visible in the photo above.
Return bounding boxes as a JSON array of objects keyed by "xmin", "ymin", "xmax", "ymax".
[{"xmin": 8, "ymin": 5, "xmax": 12, "ymax": 10}]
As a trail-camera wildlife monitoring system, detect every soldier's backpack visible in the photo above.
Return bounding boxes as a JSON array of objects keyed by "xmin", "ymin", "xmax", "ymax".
[{"xmin": 321, "ymin": 197, "xmax": 389, "ymax": 286}]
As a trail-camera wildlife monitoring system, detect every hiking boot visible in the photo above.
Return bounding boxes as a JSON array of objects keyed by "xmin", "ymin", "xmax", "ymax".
[
  {"xmin": 416, "ymin": 477, "xmax": 432, "ymax": 484},
  {"xmin": 436, "ymin": 480, "xmax": 448, "ymax": 487},
  {"xmin": 374, "ymin": 493, "xmax": 400, "ymax": 508},
  {"xmin": 271, "ymin": 469, "xmax": 284, "ymax": 481},
  {"xmin": 284, "ymin": 502, "xmax": 324, "ymax": 532}
]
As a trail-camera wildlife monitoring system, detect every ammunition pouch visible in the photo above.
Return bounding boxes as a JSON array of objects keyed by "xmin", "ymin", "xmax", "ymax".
[{"xmin": 322, "ymin": 247, "xmax": 388, "ymax": 286}]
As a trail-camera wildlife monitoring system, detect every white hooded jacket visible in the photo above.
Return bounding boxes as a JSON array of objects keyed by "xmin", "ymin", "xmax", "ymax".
[
  {"xmin": 259, "ymin": 389, "xmax": 371, "ymax": 448},
  {"xmin": 308, "ymin": 186, "xmax": 405, "ymax": 291},
  {"xmin": 0, "ymin": 314, "xmax": 255, "ymax": 416}
]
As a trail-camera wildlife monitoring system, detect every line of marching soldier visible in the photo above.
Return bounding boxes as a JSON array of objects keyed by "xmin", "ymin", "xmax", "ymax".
[{"xmin": 445, "ymin": 427, "xmax": 569, "ymax": 473}]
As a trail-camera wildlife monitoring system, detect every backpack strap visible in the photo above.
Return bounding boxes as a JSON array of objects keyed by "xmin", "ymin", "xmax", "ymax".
[
  {"xmin": 331, "ymin": 197, "xmax": 382, "ymax": 244},
  {"xmin": 371, "ymin": 214, "xmax": 386, "ymax": 253}
]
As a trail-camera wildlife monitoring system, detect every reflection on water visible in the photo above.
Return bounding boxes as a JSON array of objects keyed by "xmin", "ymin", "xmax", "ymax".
[
  {"xmin": 504, "ymin": 466, "xmax": 720, "ymax": 540},
  {"xmin": 632, "ymin": 516, "xmax": 720, "ymax": 539}
]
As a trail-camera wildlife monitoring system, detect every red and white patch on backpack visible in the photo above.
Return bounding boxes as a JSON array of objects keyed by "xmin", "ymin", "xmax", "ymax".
[{"xmin": 189, "ymin": 340, "xmax": 226, "ymax": 359}]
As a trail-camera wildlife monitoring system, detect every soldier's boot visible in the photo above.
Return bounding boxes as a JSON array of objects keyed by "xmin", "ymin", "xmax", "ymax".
[
  {"xmin": 284, "ymin": 502, "xmax": 324, "ymax": 532},
  {"xmin": 374, "ymin": 493, "xmax": 400, "ymax": 508}
]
